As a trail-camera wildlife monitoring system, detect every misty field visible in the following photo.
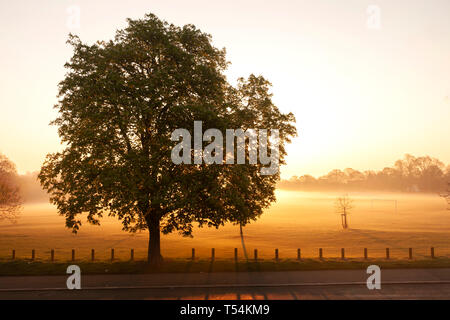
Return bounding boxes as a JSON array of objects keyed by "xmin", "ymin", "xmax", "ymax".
[{"xmin": 1, "ymin": 191, "xmax": 450, "ymax": 261}]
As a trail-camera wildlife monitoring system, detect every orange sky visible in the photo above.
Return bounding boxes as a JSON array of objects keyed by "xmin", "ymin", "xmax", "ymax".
[{"xmin": 0, "ymin": 0, "xmax": 449, "ymax": 179}]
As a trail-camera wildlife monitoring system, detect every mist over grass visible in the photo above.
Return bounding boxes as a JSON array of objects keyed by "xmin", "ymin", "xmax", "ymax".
[
  {"xmin": 1, "ymin": 191, "xmax": 450, "ymax": 261},
  {"xmin": 15, "ymin": 172, "xmax": 49, "ymax": 204},
  {"xmin": 4, "ymin": 153, "xmax": 450, "ymax": 206}
]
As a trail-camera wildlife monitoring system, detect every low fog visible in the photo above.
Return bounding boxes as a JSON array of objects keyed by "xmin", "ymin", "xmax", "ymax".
[{"xmin": 280, "ymin": 154, "xmax": 450, "ymax": 193}]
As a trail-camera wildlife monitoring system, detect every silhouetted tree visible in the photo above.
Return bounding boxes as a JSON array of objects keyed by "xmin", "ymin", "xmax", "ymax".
[
  {"xmin": 335, "ymin": 195, "xmax": 353, "ymax": 229},
  {"xmin": 39, "ymin": 14, "xmax": 296, "ymax": 266},
  {"xmin": 440, "ymin": 182, "xmax": 450, "ymax": 210},
  {"xmin": 0, "ymin": 154, "xmax": 22, "ymax": 222},
  {"xmin": 279, "ymin": 154, "xmax": 448, "ymax": 193}
]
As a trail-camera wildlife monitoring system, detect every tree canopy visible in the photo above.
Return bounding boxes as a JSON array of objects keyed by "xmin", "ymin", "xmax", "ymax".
[
  {"xmin": 280, "ymin": 154, "xmax": 450, "ymax": 193},
  {"xmin": 0, "ymin": 154, "xmax": 22, "ymax": 222},
  {"xmin": 39, "ymin": 13, "xmax": 296, "ymax": 265}
]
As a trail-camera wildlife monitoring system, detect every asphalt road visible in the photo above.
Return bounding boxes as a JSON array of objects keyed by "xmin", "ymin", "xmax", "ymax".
[{"xmin": 2, "ymin": 268, "xmax": 450, "ymax": 299}]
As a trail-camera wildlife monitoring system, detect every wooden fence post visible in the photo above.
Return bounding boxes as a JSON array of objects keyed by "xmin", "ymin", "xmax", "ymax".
[{"xmin": 13, "ymin": 245, "xmax": 440, "ymax": 263}]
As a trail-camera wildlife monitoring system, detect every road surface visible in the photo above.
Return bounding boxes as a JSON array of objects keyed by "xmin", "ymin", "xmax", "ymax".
[{"xmin": 2, "ymin": 268, "xmax": 450, "ymax": 299}]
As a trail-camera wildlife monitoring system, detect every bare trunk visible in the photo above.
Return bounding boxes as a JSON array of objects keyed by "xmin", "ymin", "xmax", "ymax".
[
  {"xmin": 240, "ymin": 223, "xmax": 249, "ymax": 261},
  {"xmin": 147, "ymin": 218, "xmax": 163, "ymax": 266},
  {"xmin": 342, "ymin": 207, "xmax": 348, "ymax": 229}
]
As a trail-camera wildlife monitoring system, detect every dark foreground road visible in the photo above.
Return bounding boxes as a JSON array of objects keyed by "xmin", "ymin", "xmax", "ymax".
[{"xmin": 2, "ymin": 268, "xmax": 450, "ymax": 299}]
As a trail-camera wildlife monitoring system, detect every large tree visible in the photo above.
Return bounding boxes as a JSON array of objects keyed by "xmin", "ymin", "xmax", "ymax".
[
  {"xmin": 39, "ymin": 14, "xmax": 296, "ymax": 265},
  {"xmin": 0, "ymin": 154, "xmax": 22, "ymax": 222}
]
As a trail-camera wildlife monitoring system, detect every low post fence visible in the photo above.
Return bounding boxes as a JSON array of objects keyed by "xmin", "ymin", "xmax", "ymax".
[{"xmin": 2, "ymin": 246, "xmax": 450, "ymax": 262}]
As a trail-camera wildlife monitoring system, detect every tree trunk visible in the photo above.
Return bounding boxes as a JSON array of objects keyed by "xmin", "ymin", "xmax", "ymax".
[
  {"xmin": 240, "ymin": 223, "xmax": 249, "ymax": 261},
  {"xmin": 147, "ymin": 218, "xmax": 163, "ymax": 266}
]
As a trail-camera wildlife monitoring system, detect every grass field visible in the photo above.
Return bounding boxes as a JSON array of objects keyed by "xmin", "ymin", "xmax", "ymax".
[
  {"xmin": 4, "ymin": 258, "xmax": 450, "ymax": 276},
  {"xmin": 1, "ymin": 190, "xmax": 450, "ymax": 262}
]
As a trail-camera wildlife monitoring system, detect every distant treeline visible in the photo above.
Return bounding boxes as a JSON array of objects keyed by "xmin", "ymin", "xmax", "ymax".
[
  {"xmin": 0, "ymin": 153, "xmax": 49, "ymax": 204},
  {"xmin": 6, "ymin": 154, "xmax": 450, "ymax": 204},
  {"xmin": 15, "ymin": 172, "xmax": 49, "ymax": 203},
  {"xmin": 279, "ymin": 154, "xmax": 450, "ymax": 193}
]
